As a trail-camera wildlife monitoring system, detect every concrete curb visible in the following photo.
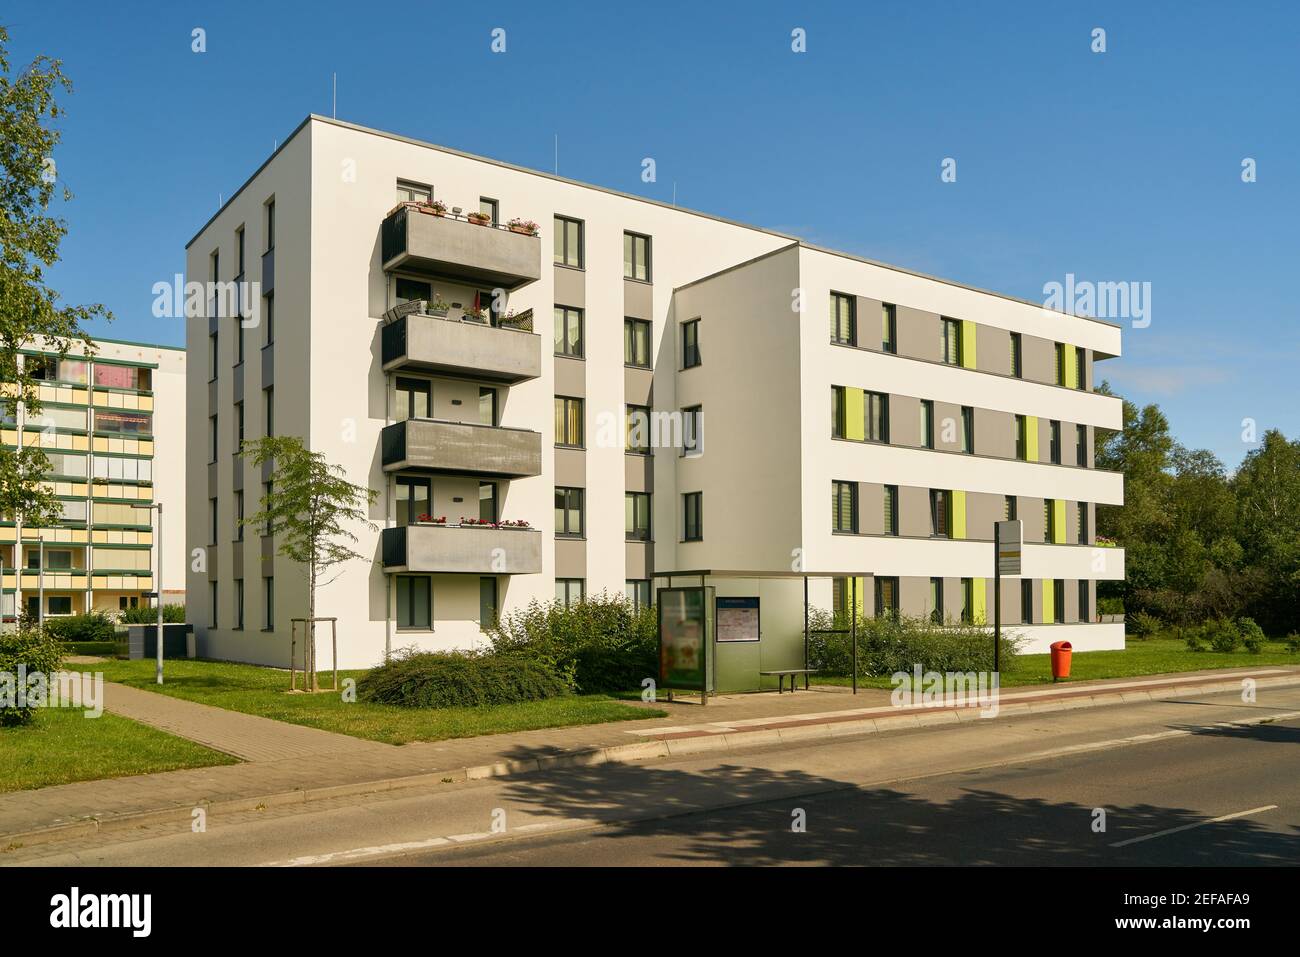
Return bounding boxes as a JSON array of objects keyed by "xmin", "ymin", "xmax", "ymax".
[{"xmin": 5, "ymin": 672, "xmax": 1299, "ymax": 853}]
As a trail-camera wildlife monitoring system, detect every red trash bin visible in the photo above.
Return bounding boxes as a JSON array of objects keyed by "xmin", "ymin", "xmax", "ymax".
[{"xmin": 1050, "ymin": 640, "xmax": 1073, "ymax": 681}]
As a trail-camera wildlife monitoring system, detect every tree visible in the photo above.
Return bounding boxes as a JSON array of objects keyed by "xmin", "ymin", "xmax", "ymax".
[
  {"xmin": 1231, "ymin": 430, "xmax": 1300, "ymax": 632},
  {"xmin": 240, "ymin": 436, "xmax": 377, "ymax": 690},
  {"xmin": 0, "ymin": 26, "xmax": 109, "ymax": 526}
]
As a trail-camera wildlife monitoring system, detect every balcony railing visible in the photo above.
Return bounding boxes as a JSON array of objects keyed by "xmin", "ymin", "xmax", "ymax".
[
  {"xmin": 381, "ymin": 203, "xmax": 541, "ymax": 290},
  {"xmin": 381, "ymin": 523, "xmax": 542, "ymax": 575},
  {"xmin": 381, "ymin": 302, "xmax": 540, "ymax": 383},
  {"xmin": 381, "ymin": 418, "xmax": 542, "ymax": 478}
]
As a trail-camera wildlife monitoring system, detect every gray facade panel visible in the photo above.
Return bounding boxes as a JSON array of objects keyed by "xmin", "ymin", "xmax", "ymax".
[{"xmin": 896, "ymin": 306, "xmax": 940, "ymax": 362}]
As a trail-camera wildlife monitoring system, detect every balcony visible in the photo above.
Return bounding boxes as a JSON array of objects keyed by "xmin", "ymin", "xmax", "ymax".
[
  {"xmin": 382, "ymin": 418, "xmax": 542, "ymax": 478},
  {"xmin": 381, "ymin": 204, "xmax": 541, "ymax": 290},
  {"xmin": 381, "ymin": 303, "xmax": 540, "ymax": 383},
  {"xmin": 381, "ymin": 523, "xmax": 542, "ymax": 575}
]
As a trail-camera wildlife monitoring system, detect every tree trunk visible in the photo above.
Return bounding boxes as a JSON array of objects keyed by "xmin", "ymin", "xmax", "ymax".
[{"xmin": 309, "ymin": 557, "xmax": 318, "ymax": 692}]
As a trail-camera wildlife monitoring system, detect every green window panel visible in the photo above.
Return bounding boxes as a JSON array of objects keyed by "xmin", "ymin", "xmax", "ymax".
[
  {"xmin": 844, "ymin": 387, "xmax": 866, "ymax": 441},
  {"xmin": 961, "ymin": 320, "xmax": 978, "ymax": 369},
  {"xmin": 951, "ymin": 490, "xmax": 967, "ymax": 539},
  {"xmin": 1042, "ymin": 578, "xmax": 1055, "ymax": 623}
]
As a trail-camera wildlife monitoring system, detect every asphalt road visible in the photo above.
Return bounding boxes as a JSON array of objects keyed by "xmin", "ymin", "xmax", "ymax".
[{"xmin": 7, "ymin": 685, "xmax": 1299, "ymax": 867}]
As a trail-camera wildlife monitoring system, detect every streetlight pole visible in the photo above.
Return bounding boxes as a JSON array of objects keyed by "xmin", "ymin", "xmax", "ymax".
[{"xmin": 144, "ymin": 502, "xmax": 164, "ymax": 684}]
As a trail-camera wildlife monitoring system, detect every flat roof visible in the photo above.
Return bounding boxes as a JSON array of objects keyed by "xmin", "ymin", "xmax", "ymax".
[{"xmin": 186, "ymin": 114, "xmax": 1118, "ymax": 327}]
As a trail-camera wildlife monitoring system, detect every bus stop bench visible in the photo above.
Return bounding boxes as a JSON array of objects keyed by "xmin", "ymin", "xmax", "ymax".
[{"xmin": 760, "ymin": 669, "xmax": 818, "ymax": 693}]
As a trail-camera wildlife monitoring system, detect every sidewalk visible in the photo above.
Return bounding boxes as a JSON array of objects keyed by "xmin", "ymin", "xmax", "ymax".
[{"xmin": 3, "ymin": 665, "xmax": 1297, "ymax": 849}]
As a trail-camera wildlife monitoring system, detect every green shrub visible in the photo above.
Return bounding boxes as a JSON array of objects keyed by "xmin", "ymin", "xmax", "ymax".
[
  {"xmin": 1098, "ymin": 596, "xmax": 1125, "ymax": 616},
  {"xmin": 487, "ymin": 592, "xmax": 657, "ymax": 694},
  {"xmin": 43, "ymin": 611, "xmax": 116, "ymax": 644},
  {"xmin": 1286, "ymin": 634, "xmax": 1300, "ymax": 654},
  {"xmin": 119, "ymin": 604, "xmax": 187, "ymax": 624},
  {"xmin": 1184, "ymin": 631, "xmax": 1207, "ymax": 652},
  {"xmin": 1204, "ymin": 618, "xmax": 1243, "ymax": 654},
  {"xmin": 1236, "ymin": 617, "xmax": 1266, "ymax": 654},
  {"xmin": 357, "ymin": 649, "xmax": 572, "ymax": 708},
  {"xmin": 0, "ymin": 627, "xmax": 65, "ymax": 726},
  {"xmin": 1126, "ymin": 610, "xmax": 1161, "ymax": 639},
  {"xmin": 807, "ymin": 611, "xmax": 1017, "ymax": 678}
]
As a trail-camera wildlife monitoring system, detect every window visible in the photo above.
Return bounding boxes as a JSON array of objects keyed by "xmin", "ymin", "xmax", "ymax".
[
  {"xmin": 396, "ymin": 377, "xmax": 432, "ymax": 421},
  {"xmin": 882, "ymin": 303, "xmax": 897, "ymax": 353},
  {"xmin": 832, "ymin": 481, "xmax": 857, "ymax": 533},
  {"xmin": 1045, "ymin": 498, "xmax": 1057, "ymax": 542},
  {"xmin": 264, "ymin": 199, "xmax": 275, "ymax": 251},
  {"xmin": 395, "ymin": 475, "xmax": 432, "ymax": 526},
  {"xmin": 683, "ymin": 492, "xmax": 703, "ymax": 541},
  {"xmin": 235, "ymin": 490, "xmax": 244, "ymax": 540},
  {"xmin": 920, "ymin": 400, "xmax": 935, "ymax": 449},
  {"xmin": 1078, "ymin": 502, "xmax": 1089, "ymax": 544},
  {"xmin": 396, "ymin": 576, "xmax": 431, "ymax": 629},
  {"xmin": 236, "ymin": 318, "xmax": 245, "ymax": 365},
  {"xmin": 961, "ymin": 406, "xmax": 974, "ymax": 454},
  {"xmin": 394, "ymin": 277, "xmax": 432, "ymax": 304},
  {"xmin": 626, "ymin": 492, "xmax": 651, "ymax": 541},
  {"xmin": 875, "ymin": 577, "xmax": 899, "ymax": 618},
  {"xmin": 830, "ymin": 293, "xmax": 856, "ymax": 345},
  {"xmin": 623, "ymin": 231, "xmax": 651, "ymax": 281},
  {"xmin": 1055, "ymin": 343, "xmax": 1067, "ymax": 386},
  {"xmin": 961, "ymin": 578, "xmax": 975, "ymax": 623},
  {"xmin": 209, "ymin": 331, "xmax": 219, "ymax": 380},
  {"xmin": 554, "ymin": 216, "xmax": 583, "ymax": 268},
  {"xmin": 867, "ymin": 392, "xmax": 889, "ymax": 443},
  {"xmin": 554, "ymin": 306, "xmax": 584, "ymax": 357},
  {"xmin": 554, "ymin": 487, "xmax": 584, "ymax": 537},
  {"xmin": 264, "ymin": 386, "xmax": 274, "ymax": 437},
  {"xmin": 1076, "ymin": 424, "xmax": 1088, "ymax": 467},
  {"xmin": 479, "ymin": 482, "xmax": 498, "ymax": 523},
  {"xmin": 930, "ymin": 489, "xmax": 951, "ymax": 538},
  {"xmin": 31, "ymin": 549, "xmax": 72, "ymax": 570},
  {"xmin": 625, "ymin": 405, "xmax": 651, "ymax": 454},
  {"xmin": 478, "ymin": 197, "xmax": 498, "ymax": 225},
  {"xmin": 1021, "ymin": 579, "xmax": 1034, "ymax": 623},
  {"xmin": 1079, "ymin": 580, "xmax": 1091, "ymax": 622},
  {"xmin": 479, "ymin": 577, "xmax": 498, "ymax": 629},
  {"xmin": 941, "ymin": 318, "xmax": 962, "ymax": 365},
  {"xmin": 930, "ymin": 577, "xmax": 944, "ymax": 624},
  {"xmin": 234, "ymin": 579, "xmax": 244, "ymax": 630},
  {"xmin": 625, "ymin": 579, "xmax": 651, "ymax": 611},
  {"xmin": 1010, "ymin": 332, "xmax": 1023, "ymax": 378},
  {"xmin": 556, "ymin": 579, "xmax": 585, "ymax": 608},
  {"xmin": 883, "ymin": 485, "xmax": 899, "ymax": 536},
  {"xmin": 1004, "ymin": 495, "xmax": 1017, "ymax": 520},
  {"xmin": 1075, "ymin": 348, "xmax": 1086, "ymax": 390},
  {"xmin": 1049, "ymin": 420, "xmax": 1062, "ymax": 465},
  {"xmin": 235, "ymin": 401, "xmax": 244, "ymax": 451},
  {"xmin": 681, "ymin": 406, "xmax": 702, "ymax": 456},
  {"xmin": 263, "ymin": 482, "xmax": 273, "ymax": 536},
  {"xmin": 1015, "ymin": 414, "xmax": 1029, "ymax": 461},
  {"xmin": 210, "ymin": 581, "xmax": 218, "ymax": 629},
  {"xmin": 554, "ymin": 396, "xmax": 584, "ymax": 448},
  {"xmin": 209, "ymin": 497, "xmax": 218, "ymax": 544},
  {"xmin": 831, "ymin": 386, "xmax": 845, "ymax": 439},
  {"xmin": 1053, "ymin": 579, "xmax": 1066, "ymax": 623},
  {"xmin": 682, "ymin": 319, "xmax": 701, "ymax": 368},
  {"xmin": 263, "ymin": 577, "xmax": 274, "ymax": 630},
  {"xmin": 209, "ymin": 415, "xmax": 218, "ymax": 463},
  {"xmin": 97, "ymin": 410, "xmax": 151, "ymax": 436},
  {"xmin": 396, "ymin": 180, "xmax": 431, "ymax": 204},
  {"xmin": 624, "ymin": 318, "xmax": 651, "ymax": 367},
  {"xmin": 479, "ymin": 387, "xmax": 497, "ymax": 427},
  {"xmin": 264, "ymin": 293, "xmax": 275, "ymax": 345},
  {"xmin": 47, "ymin": 452, "xmax": 89, "ymax": 478},
  {"xmin": 94, "ymin": 364, "xmax": 148, "ymax": 390}
]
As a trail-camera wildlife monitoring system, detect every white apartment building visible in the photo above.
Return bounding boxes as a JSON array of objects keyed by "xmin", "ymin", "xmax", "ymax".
[
  {"xmin": 3, "ymin": 338, "xmax": 186, "ymax": 621},
  {"xmin": 185, "ymin": 115, "xmax": 1124, "ymax": 671}
]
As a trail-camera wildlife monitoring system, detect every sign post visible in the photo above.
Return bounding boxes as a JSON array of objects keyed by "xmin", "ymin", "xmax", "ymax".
[{"xmin": 994, "ymin": 520, "xmax": 1023, "ymax": 674}]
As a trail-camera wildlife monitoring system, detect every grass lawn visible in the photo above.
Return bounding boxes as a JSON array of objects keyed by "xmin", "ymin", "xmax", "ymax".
[
  {"xmin": 813, "ymin": 638, "xmax": 1300, "ymax": 690},
  {"xmin": 1, "ymin": 708, "xmax": 236, "ymax": 794},
  {"xmin": 68, "ymin": 658, "xmax": 666, "ymax": 745}
]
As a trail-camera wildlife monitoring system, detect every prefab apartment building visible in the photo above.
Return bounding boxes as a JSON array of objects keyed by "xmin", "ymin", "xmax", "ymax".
[{"xmin": 185, "ymin": 115, "xmax": 1125, "ymax": 670}]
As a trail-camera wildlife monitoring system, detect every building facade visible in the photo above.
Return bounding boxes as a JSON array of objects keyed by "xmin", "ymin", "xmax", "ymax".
[
  {"xmin": 186, "ymin": 115, "xmax": 1124, "ymax": 670},
  {"xmin": 2, "ymin": 338, "xmax": 186, "ymax": 622}
]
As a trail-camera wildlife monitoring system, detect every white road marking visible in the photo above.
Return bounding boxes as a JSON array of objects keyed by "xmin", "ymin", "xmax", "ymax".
[{"xmin": 1111, "ymin": 805, "xmax": 1279, "ymax": 848}]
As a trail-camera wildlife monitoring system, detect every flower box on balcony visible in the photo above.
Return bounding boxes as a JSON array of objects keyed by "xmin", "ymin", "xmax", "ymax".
[
  {"xmin": 507, "ymin": 218, "xmax": 539, "ymax": 237},
  {"xmin": 467, "ymin": 212, "xmax": 492, "ymax": 226}
]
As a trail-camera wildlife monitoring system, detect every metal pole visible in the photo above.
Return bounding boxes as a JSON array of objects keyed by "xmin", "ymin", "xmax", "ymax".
[
  {"xmin": 38, "ymin": 540, "xmax": 44, "ymax": 630},
  {"xmin": 155, "ymin": 503, "xmax": 164, "ymax": 685},
  {"xmin": 851, "ymin": 576, "xmax": 858, "ymax": 695},
  {"xmin": 994, "ymin": 565, "xmax": 1001, "ymax": 675},
  {"xmin": 802, "ymin": 575, "xmax": 809, "ymax": 691}
]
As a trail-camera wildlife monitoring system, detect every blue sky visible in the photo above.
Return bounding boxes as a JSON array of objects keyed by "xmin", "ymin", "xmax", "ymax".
[{"xmin": 8, "ymin": 0, "xmax": 1298, "ymax": 468}]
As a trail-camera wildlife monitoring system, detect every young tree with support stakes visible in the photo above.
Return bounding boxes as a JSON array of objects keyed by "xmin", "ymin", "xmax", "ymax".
[
  {"xmin": 0, "ymin": 26, "xmax": 110, "ymax": 530},
  {"xmin": 239, "ymin": 436, "xmax": 376, "ymax": 691}
]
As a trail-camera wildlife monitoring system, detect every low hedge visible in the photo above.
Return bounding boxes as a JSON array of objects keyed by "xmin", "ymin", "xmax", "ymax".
[
  {"xmin": 356, "ymin": 649, "xmax": 572, "ymax": 709},
  {"xmin": 43, "ymin": 612, "xmax": 116, "ymax": 644},
  {"xmin": 808, "ymin": 610, "xmax": 1017, "ymax": 677},
  {"xmin": 120, "ymin": 604, "xmax": 187, "ymax": 624}
]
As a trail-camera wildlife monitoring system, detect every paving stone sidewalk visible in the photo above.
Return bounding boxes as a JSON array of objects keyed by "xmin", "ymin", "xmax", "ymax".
[{"xmin": 3, "ymin": 665, "xmax": 1297, "ymax": 846}]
